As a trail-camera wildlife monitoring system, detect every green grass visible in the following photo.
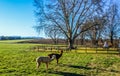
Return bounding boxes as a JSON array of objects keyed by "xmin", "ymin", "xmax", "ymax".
[{"xmin": 0, "ymin": 40, "xmax": 120, "ymax": 76}]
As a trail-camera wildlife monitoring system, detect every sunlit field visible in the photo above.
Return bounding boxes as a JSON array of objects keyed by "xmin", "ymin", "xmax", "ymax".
[{"xmin": 0, "ymin": 40, "xmax": 120, "ymax": 76}]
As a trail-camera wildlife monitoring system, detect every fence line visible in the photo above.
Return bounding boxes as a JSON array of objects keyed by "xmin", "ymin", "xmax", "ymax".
[{"xmin": 30, "ymin": 45, "xmax": 120, "ymax": 55}]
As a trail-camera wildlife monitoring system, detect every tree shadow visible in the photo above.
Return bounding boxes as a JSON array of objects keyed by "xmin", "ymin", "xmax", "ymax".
[
  {"xmin": 69, "ymin": 65, "xmax": 120, "ymax": 74},
  {"xmin": 110, "ymin": 69, "xmax": 120, "ymax": 73},
  {"xmin": 59, "ymin": 64, "xmax": 120, "ymax": 74},
  {"xmin": 68, "ymin": 65, "xmax": 92, "ymax": 70},
  {"xmin": 50, "ymin": 71, "xmax": 85, "ymax": 76},
  {"xmin": 38, "ymin": 63, "xmax": 120, "ymax": 75},
  {"xmin": 77, "ymin": 52, "xmax": 119, "ymax": 55},
  {"xmin": 59, "ymin": 64, "xmax": 92, "ymax": 70}
]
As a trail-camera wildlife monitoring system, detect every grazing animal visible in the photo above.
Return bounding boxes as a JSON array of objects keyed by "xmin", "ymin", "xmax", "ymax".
[
  {"xmin": 48, "ymin": 50, "xmax": 63, "ymax": 64},
  {"xmin": 36, "ymin": 55, "xmax": 56, "ymax": 70}
]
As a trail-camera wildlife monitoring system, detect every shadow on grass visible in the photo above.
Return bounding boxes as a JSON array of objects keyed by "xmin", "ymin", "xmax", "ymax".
[
  {"xmin": 59, "ymin": 64, "xmax": 92, "ymax": 70},
  {"xmin": 77, "ymin": 52, "xmax": 119, "ymax": 55},
  {"xmin": 50, "ymin": 71, "xmax": 85, "ymax": 76},
  {"xmin": 69, "ymin": 64, "xmax": 120, "ymax": 74},
  {"xmin": 37, "ymin": 64, "xmax": 120, "ymax": 76},
  {"xmin": 110, "ymin": 69, "xmax": 120, "ymax": 74},
  {"xmin": 59, "ymin": 64, "xmax": 120, "ymax": 74},
  {"xmin": 37, "ymin": 69, "xmax": 85, "ymax": 76},
  {"xmin": 68, "ymin": 65, "xmax": 92, "ymax": 70}
]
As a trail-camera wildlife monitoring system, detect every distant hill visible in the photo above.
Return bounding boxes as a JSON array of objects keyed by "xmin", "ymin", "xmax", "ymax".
[{"xmin": 17, "ymin": 39, "xmax": 66, "ymax": 44}]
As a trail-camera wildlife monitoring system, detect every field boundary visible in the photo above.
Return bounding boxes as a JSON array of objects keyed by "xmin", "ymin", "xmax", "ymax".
[{"xmin": 30, "ymin": 45, "xmax": 120, "ymax": 55}]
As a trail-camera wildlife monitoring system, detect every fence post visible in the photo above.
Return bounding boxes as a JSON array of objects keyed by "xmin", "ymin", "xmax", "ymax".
[
  {"xmin": 96, "ymin": 45, "xmax": 97, "ymax": 53},
  {"xmin": 96, "ymin": 48, "xmax": 97, "ymax": 53},
  {"xmin": 118, "ymin": 37, "xmax": 120, "ymax": 56},
  {"xmin": 85, "ymin": 45, "xmax": 87, "ymax": 53},
  {"xmin": 37, "ymin": 46, "xmax": 39, "ymax": 51},
  {"xmin": 51, "ymin": 46, "xmax": 52, "ymax": 52},
  {"xmin": 43, "ymin": 46, "xmax": 45, "ymax": 52}
]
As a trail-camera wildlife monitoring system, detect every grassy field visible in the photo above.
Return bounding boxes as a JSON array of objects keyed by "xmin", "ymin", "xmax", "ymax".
[{"xmin": 0, "ymin": 40, "xmax": 120, "ymax": 76}]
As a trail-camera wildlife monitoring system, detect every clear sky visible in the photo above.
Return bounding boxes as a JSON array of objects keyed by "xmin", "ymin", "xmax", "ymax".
[
  {"xmin": 0, "ymin": 0, "xmax": 40, "ymax": 37},
  {"xmin": 0, "ymin": 0, "xmax": 119, "ymax": 38}
]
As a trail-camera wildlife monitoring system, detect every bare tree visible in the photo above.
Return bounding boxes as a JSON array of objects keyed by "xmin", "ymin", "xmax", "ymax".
[
  {"xmin": 105, "ymin": 3, "xmax": 120, "ymax": 46},
  {"xmin": 83, "ymin": 16, "xmax": 106, "ymax": 46},
  {"xmin": 34, "ymin": 0, "xmax": 108, "ymax": 49},
  {"xmin": 45, "ymin": 26, "xmax": 63, "ymax": 44}
]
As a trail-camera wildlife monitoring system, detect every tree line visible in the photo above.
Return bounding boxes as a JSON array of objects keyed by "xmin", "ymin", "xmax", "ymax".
[
  {"xmin": 0, "ymin": 36, "xmax": 21, "ymax": 40},
  {"xmin": 0, "ymin": 36, "xmax": 41, "ymax": 40}
]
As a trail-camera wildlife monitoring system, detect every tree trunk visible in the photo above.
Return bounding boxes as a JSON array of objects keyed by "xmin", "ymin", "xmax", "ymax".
[
  {"xmin": 110, "ymin": 35, "xmax": 113, "ymax": 46},
  {"xmin": 92, "ymin": 39, "xmax": 98, "ymax": 47},
  {"xmin": 68, "ymin": 39, "xmax": 75, "ymax": 49},
  {"xmin": 80, "ymin": 33, "xmax": 84, "ymax": 45},
  {"xmin": 110, "ymin": 31, "xmax": 113, "ymax": 46},
  {"xmin": 92, "ymin": 39, "xmax": 96, "ymax": 45},
  {"xmin": 81, "ymin": 38, "xmax": 84, "ymax": 45}
]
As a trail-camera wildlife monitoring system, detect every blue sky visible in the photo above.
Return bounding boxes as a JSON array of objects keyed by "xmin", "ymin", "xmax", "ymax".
[
  {"xmin": 0, "ymin": 0, "xmax": 41, "ymax": 37},
  {"xmin": 0, "ymin": 0, "xmax": 119, "ymax": 38}
]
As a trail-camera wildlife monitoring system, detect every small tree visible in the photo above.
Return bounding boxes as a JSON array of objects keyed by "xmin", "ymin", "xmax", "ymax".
[{"xmin": 45, "ymin": 26, "xmax": 63, "ymax": 44}]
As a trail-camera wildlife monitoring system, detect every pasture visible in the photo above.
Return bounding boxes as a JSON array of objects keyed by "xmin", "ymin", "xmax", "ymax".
[{"xmin": 0, "ymin": 40, "xmax": 120, "ymax": 76}]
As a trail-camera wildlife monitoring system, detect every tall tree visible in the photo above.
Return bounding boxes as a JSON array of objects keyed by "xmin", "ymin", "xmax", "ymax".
[
  {"xmin": 34, "ymin": 0, "xmax": 107, "ymax": 49},
  {"xmin": 84, "ymin": 16, "xmax": 106, "ymax": 46},
  {"xmin": 105, "ymin": 3, "xmax": 120, "ymax": 46}
]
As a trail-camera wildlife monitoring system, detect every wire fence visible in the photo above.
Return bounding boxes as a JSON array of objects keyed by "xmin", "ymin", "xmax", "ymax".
[{"xmin": 30, "ymin": 45, "xmax": 120, "ymax": 55}]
